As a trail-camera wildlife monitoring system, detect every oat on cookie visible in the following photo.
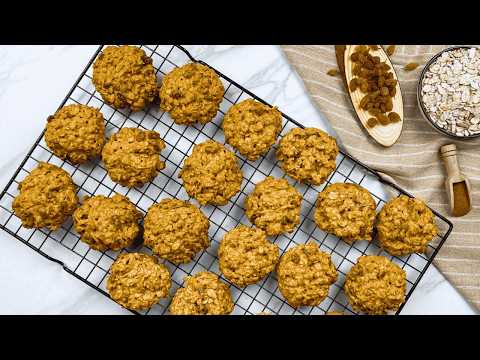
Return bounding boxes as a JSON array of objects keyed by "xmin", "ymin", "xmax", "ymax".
[
  {"xmin": 244, "ymin": 176, "xmax": 302, "ymax": 236},
  {"xmin": 277, "ymin": 242, "xmax": 337, "ymax": 308},
  {"xmin": 179, "ymin": 140, "xmax": 243, "ymax": 206},
  {"xmin": 222, "ymin": 99, "xmax": 282, "ymax": 161},
  {"xmin": 376, "ymin": 195, "xmax": 438, "ymax": 256},
  {"xmin": 160, "ymin": 63, "xmax": 224, "ymax": 125},
  {"xmin": 314, "ymin": 183, "xmax": 376, "ymax": 243},
  {"xmin": 12, "ymin": 162, "xmax": 78, "ymax": 230},
  {"xmin": 276, "ymin": 128, "xmax": 338, "ymax": 185},
  {"xmin": 144, "ymin": 198, "xmax": 210, "ymax": 264},
  {"xmin": 169, "ymin": 271, "xmax": 234, "ymax": 315},
  {"xmin": 107, "ymin": 252, "xmax": 171, "ymax": 311},
  {"xmin": 92, "ymin": 45, "xmax": 158, "ymax": 111},
  {"xmin": 344, "ymin": 255, "xmax": 406, "ymax": 315},
  {"xmin": 102, "ymin": 127, "xmax": 165, "ymax": 187}
]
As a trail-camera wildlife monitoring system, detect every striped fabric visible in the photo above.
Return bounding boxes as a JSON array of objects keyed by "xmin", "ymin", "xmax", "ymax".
[{"xmin": 282, "ymin": 45, "xmax": 480, "ymax": 310}]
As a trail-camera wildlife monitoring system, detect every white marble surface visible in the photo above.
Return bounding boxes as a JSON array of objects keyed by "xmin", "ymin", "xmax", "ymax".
[{"xmin": 0, "ymin": 45, "xmax": 477, "ymax": 315}]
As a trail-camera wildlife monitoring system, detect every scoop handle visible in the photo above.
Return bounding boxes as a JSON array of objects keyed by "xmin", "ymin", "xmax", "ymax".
[{"xmin": 440, "ymin": 144, "xmax": 461, "ymax": 178}]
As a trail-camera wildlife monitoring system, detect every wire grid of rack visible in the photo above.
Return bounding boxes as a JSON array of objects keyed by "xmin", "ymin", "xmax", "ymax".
[{"xmin": 0, "ymin": 45, "xmax": 453, "ymax": 315}]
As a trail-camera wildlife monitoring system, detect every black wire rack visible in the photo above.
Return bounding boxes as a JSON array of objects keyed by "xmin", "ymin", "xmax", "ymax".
[{"xmin": 0, "ymin": 45, "xmax": 453, "ymax": 315}]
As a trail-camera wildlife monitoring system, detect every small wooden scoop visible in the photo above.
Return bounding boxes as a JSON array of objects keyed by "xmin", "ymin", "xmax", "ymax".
[{"xmin": 440, "ymin": 144, "xmax": 472, "ymax": 217}]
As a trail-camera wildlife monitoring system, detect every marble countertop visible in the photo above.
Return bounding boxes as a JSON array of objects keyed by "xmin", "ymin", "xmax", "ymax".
[{"xmin": 0, "ymin": 45, "xmax": 477, "ymax": 315}]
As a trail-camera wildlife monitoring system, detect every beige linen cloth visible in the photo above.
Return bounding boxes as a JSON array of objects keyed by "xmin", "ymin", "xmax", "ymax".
[{"xmin": 282, "ymin": 45, "xmax": 480, "ymax": 311}]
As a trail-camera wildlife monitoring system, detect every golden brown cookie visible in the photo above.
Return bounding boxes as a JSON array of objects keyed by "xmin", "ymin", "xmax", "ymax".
[
  {"xmin": 107, "ymin": 252, "xmax": 171, "ymax": 311},
  {"xmin": 277, "ymin": 242, "xmax": 337, "ymax": 308},
  {"xmin": 73, "ymin": 194, "xmax": 141, "ymax": 251},
  {"xmin": 169, "ymin": 271, "xmax": 234, "ymax": 315},
  {"xmin": 222, "ymin": 99, "xmax": 282, "ymax": 161},
  {"xmin": 276, "ymin": 128, "xmax": 338, "ymax": 185},
  {"xmin": 12, "ymin": 162, "xmax": 78, "ymax": 230},
  {"xmin": 92, "ymin": 45, "xmax": 158, "ymax": 111},
  {"xmin": 376, "ymin": 195, "xmax": 438, "ymax": 256},
  {"xmin": 159, "ymin": 63, "xmax": 224, "ymax": 125},
  {"xmin": 344, "ymin": 255, "xmax": 406, "ymax": 315},
  {"xmin": 218, "ymin": 225, "xmax": 279, "ymax": 287},
  {"xmin": 244, "ymin": 176, "xmax": 302, "ymax": 236},
  {"xmin": 314, "ymin": 183, "xmax": 376, "ymax": 243},
  {"xmin": 45, "ymin": 104, "xmax": 105, "ymax": 164},
  {"xmin": 179, "ymin": 140, "xmax": 243, "ymax": 206},
  {"xmin": 144, "ymin": 198, "xmax": 210, "ymax": 264},
  {"xmin": 102, "ymin": 127, "xmax": 165, "ymax": 187}
]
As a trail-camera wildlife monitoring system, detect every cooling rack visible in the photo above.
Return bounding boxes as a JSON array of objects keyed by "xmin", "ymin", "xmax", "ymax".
[{"xmin": 0, "ymin": 45, "xmax": 453, "ymax": 315}]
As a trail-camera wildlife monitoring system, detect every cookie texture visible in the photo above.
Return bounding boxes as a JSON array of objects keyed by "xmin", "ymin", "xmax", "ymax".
[
  {"xmin": 102, "ymin": 127, "xmax": 165, "ymax": 187},
  {"xmin": 169, "ymin": 271, "xmax": 234, "ymax": 315},
  {"xmin": 222, "ymin": 99, "xmax": 282, "ymax": 161},
  {"xmin": 344, "ymin": 255, "xmax": 406, "ymax": 315},
  {"xmin": 314, "ymin": 183, "xmax": 376, "ymax": 243},
  {"xmin": 144, "ymin": 199, "xmax": 210, "ymax": 264},
  {"xmin": 45, "ymin": 104, "xmax": 105, "ymax": 164},
  {"xmin": 376, "ymin": 195, "xmax": 438, "ymax": 256},
  {"xmin": 276, "ymin": 128, "xmax": 338, "ymax": 185},
  {"xmin": 92, "ymin": 45, "xmax": 158, "ymax": 111},
  {"xmin": 160, "ymin": 63, "xmax": 224, "ymax": 125},
  {"xmin": 245, "ymin": 176, "xmax": 302, "ymax": 236},
  {"xmin": 73, "ymin": 194, "xmax": 141, "ymax": 251},
  {"xmin": 277, "ymin": 242, "xmax": 337, "ymax": 308},
  {"xmin": 12, "ymin": 162, "xmax": 78, "ymax": 230},
  {"xmin": 107, "ymin": 252, "xmax": 171, "ymax": 311},
  {"xmin": 218, "ymin": 225, "xmax": 279, "ymax": 287},
  {"xmin": 179, "ymin": 140, "xmax": 243, "ymax": 205}
]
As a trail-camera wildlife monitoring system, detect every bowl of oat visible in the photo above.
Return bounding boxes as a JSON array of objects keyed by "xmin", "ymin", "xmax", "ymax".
[{"xmin": 417, "ymin": 46, "xmax": 480, "ymax": 139}]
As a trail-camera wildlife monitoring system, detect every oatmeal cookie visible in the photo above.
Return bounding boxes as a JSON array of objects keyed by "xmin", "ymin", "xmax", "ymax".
[
  {"xmin": 107, "ymin": 252, "xmax": 171, "ymax": 311},
  {"xmin": 314, "ymin": 183, "xmax": 376, "ymax": 243},
  {"xmin": 344, "ymin": 255, "xmax": 406, "ymax": 315},
  {"xmin": 102, "ymin": 127, "xmax": 165, "ymax": 187},
  {"xmin": 222, "ymin": 99, "xmax": 282, "ymax": 161},
  {"xmin": 276, "ymin": 128, "xmax": 338, "ymax": 185},
  {"xmin": 277, "ymin": 242, "xmax": 337, "ymax": 308},
  {"xmin": 73, "ymin": 194, "xmax": 141, "ymax": 251},
  {"xmin": 376, "ymin": 195, "xmax": 438, "ymax": 256},
  {"xmin": 160, "ymin": 63, "xmax": 224, "ymax": 125},
  {"xmin": 169, "ymin": 271, "xmax": 234, "ymax": 315},
  {"xmin": 45, "ymin": 104, "xmax": 105, "ymax": 164},
  {"xmin": 218, "ymin": 225, "xmax": 279, "ymax": 287},
  {"xmin": 179, "ymin": 140, "xmax": 243, "ymax": 205},
  {"xmin": 244, "ymin": 176, "xmax": 302, "ymax": 236},
  {"xmin": 144, "ymin": 198, "xmax": 210, "ymax": 264},
  {"xmin": 92, "ymin": 45, "xmax": 158, "ymax": 111},
  {"xmin": 12, "ymin": 162, "xmax": 78, "ymax": 230}
]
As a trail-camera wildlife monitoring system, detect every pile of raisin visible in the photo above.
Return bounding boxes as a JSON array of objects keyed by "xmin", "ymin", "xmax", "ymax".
[{"xmin": 349, "ymin": 45, "xmax": 401, "ymax": 128}]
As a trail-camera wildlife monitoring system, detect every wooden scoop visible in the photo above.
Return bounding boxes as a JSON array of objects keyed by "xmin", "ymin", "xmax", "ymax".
[
  {"xmin": 440, "ymin": 144, "xmax": 472, "ymax": 217},
  {"xmin": 335, "ymin": 45, "xmax": 404, "ymax": 147}
]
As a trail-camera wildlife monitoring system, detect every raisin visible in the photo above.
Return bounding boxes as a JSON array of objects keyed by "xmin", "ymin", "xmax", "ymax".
[
  {"xmin": 368, "ymin": 108, "xmax": 380, "ymax": 116},
  {"xmin": 380, "ymin": 86, "xmax": 389, "ymax": 96},
  {"xmin": 389, "ymin": 87, "xmax": 397, "ymax": 97},
  {"xmin": 349, "ymin": 78, "xmax": 358, "ymax": 92},
  {"xmin": 327, "ymin": 69, "xmax": 339, "ymax": 76},
  {"xmin": 350, "ymin": 52, "xmax": 359, "ymax": 62},
  {"xmin": 376, "ymin": 113, "xmax": 390, "ymax": 125},
  {"xmin": 355, "ymin": 45, "xmax": 368, "ymax": 53},
  {"xmin": 360, "ymin": 82, "xmax": 369, "ymax": 93},
  {"xmin": 385, "ymin": 99, "xmax": 393, "ymax": 112},
  {"xmin": 360, "ymin": 95, "xmax": 370, "ymax": 109},
  {"xmin": 388, "ymin": 112, "xmax": 401, "ymax": 122},
  {"xmin": 366, "ymin": 117, "xmax": 378, "ymax": 128},
  {"xmin": 404, "ymin": 62, "xmax": 420, "ymax": 71},
  {"xmin": 368, "ymin": 45, "xmax": 379, "ymax": 51},
  {"xmin": 386, "ymin": 45, "xmax": 396, "ymax": 57}
]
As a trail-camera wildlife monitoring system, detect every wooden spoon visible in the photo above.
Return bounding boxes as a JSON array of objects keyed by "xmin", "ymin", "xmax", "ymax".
[{"xmin": 335, "ymin": 45, "xmax": 404, "ymax": 147}]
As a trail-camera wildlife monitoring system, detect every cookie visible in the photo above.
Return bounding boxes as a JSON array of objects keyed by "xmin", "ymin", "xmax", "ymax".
[
  {"xmin": 314, "ymin": 183, "xmax": 376, "ymax": 243},
  {"xmin": 102, "ymin": 127, "xmax": 165, "ymax": 187},
  {"xmin": 376, "ymin": 195, "xmax": 438, "ymax": 256},
  {"xmin": 222, "ymin": 99, "xmax": 282, "ymax": 161},
  {"xmin": 169, "ymin": 271, "xmax": 234, "ymax": 315},
  {"xmin": 73, "ymin": 194, "xmax": 141, "ymax": 251},
  {"xmin": 12, "ymin": 162, "xmax": 78, "ymax": 230},
  {"xmin": 218, "ymin": 225, "xmax": 279, "ymax": 287},
  {"xmin": 107, "ymin": 252, "xmax": 171, "ymax": 311},
  {"xmin": 344, "ymin": 255, "xmax": 406, "ymax": 315},
  {"xmin": 92, "ymin": 45, "xmax": 158, "ymax": 111},
  {"xmin": 277, "ymin": 242, "xmax": 337, "ymax": 308},
  {"xmin": 179, "ymin": 140, "xmax": 243, "ymax": 205},
  {"xmin": 45, "ymin": 104, "xmax": 105, "ymax": 164},
  {"xmin": 144, "ymin": 198, "xmax": 210, "ymax": 264},
  {"xmin": 160, "ymin": 63, "xmax": 224, "ymax": 125},
  {"xmin": 244, "ymin": 176, "xmax": 302, "ymax": 236},
  {"xmin": 276, "ymin": 128, "xmax": 338, "ymax": 185}
]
